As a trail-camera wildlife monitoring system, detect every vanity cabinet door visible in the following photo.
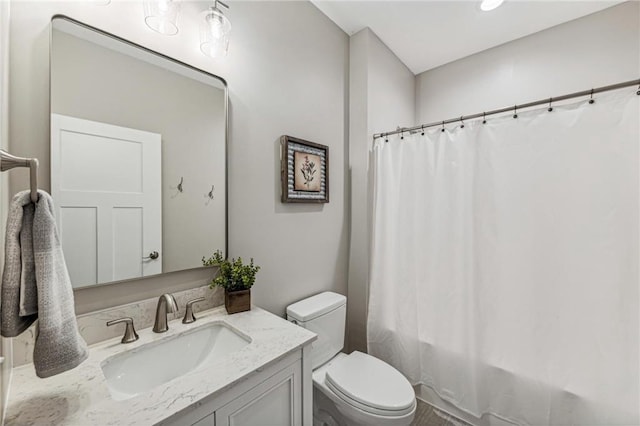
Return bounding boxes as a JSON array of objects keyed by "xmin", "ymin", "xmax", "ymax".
[
  {"xmin": 215, "ymin": 360, "xmax": 301, "ymax": 426},
  {"xmin": 192, "ymin": 412, "xmax": 215, "ymax": 426}
]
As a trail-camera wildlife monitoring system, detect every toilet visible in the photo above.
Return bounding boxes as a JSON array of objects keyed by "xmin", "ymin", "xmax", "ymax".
[{"xmin": 287, "ymin": 292, "xmax": 416, "ymax": 426}]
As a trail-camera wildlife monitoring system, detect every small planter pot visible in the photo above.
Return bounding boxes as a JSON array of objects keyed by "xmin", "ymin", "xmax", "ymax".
[{"xmin": 225, "ymin": 289, "xmax": 251, "ymax": 314}]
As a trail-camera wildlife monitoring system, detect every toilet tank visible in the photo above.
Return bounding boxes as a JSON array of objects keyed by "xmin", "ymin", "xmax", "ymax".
[{"xmin": 286, "ymin": 292, "xmax": 346, "ymax": 369}]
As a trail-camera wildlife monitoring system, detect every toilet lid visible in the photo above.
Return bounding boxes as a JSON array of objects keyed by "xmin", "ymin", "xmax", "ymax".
[{"xmin": 325, "ymin": 351, "xmax": 415, "ymax": 415}]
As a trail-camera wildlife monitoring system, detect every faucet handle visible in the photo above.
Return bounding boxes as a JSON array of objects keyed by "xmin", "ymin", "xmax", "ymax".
[
  {"xmin": 182, "ymin": 297, "xmax": 206, "ymax": 324},
  {"xmin": 107, "ymin": 317, "xmax": 139, "ymax": 344}
]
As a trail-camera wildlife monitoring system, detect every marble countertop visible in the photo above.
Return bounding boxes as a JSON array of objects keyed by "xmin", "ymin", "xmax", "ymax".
[{"xmin": 5, "ymin": 306, "xmax": 316, "ymax": 425}]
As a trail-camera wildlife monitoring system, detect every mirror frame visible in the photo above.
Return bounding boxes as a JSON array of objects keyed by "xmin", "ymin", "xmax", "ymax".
[{"xmin": 49, "ymin": 14, "xmax": 228, "ymax": 289}]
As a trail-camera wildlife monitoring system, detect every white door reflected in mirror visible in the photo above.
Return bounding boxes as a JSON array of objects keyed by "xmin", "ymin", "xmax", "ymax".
[{"xmin": 51, "ymin": 114, "xmax": 162, "ymax": 287}]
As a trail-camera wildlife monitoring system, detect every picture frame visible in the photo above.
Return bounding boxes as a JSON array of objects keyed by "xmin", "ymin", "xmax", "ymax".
[{"xmin": 280, "ymin": 135, "xmax": 329, "ymax": 203}]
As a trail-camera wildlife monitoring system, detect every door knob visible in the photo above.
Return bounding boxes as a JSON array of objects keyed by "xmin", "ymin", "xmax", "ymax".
[{"xmin": 143, "ymin": 251, "xmax": 159, "ymax": 260}]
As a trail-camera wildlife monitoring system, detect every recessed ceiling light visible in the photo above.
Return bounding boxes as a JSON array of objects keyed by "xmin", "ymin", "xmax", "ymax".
[{"xmin": 480, "ymin": 0, "xmax": 505, "ymax": 12}]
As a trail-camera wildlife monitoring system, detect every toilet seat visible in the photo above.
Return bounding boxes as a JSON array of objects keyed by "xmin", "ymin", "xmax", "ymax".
[{"xmin": 324, "ymin": 351, "xmax": 415, "ymax": 417}]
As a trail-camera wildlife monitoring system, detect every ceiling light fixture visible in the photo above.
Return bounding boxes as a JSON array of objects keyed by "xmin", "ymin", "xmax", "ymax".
[
  {"xmin": 143, "ymin": 0, "xmax": 180, "ymax": 36},
  {"xmin": 480, "ymin": 0, "xmax": 505, "ymax": 12},
  {"xmin": 200, "ymin": 0, "xmax": 231, "ymax": 59}
]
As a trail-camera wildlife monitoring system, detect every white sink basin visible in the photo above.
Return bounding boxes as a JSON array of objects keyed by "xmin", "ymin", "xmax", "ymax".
[{"xmin": 101, "ymin": 322, "xmax": 251, "ymax": 401}]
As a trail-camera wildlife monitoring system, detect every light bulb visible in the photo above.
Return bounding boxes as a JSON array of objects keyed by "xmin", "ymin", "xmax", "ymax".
[{"xmin": 207, "ymin": 14, "xmax": 224, "ymax": 38}]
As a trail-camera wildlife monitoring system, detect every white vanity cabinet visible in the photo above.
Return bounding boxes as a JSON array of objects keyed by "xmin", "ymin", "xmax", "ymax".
[{"xmin": 160, "ymin": 348, "xmax": 311, "ymax": 426}]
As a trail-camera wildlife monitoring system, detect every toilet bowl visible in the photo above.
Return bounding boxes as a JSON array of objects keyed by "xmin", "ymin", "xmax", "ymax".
[
  {"xmin": 287, "ymin": 292, "xmax": 416, "ymax": 426},
  {"xmin": 313, "ymin": 352, "xmax": 416, "ymax": 426}
]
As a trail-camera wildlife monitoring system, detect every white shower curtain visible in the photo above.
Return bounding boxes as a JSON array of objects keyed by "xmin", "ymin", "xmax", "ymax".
[{"xmin": 368, "ymin": 91, "xmax": 639, "ymax": 426}]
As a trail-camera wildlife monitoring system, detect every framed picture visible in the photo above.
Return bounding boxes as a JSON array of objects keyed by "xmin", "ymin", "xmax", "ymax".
[{"xmin": 280, "ymin": 135, "xmax": 329, "ymax": 203}]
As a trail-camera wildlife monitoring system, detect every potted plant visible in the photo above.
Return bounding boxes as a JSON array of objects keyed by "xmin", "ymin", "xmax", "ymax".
[{"xmin": 202, "ymin": 250, "xmax": 261, "ymax": 314}]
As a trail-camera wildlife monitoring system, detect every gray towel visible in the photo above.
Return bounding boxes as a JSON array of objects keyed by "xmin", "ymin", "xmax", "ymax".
[
  {"xmin": 1, "ymin": 190, "xmax": 88, "ymax": 378},
  {"xmin": 1, "ymin": 191, "xmax": 37, "ymax": 336}
]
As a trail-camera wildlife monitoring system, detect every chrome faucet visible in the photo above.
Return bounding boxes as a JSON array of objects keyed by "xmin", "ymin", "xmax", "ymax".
[{"xmin": 153, "ymin": 293, "xmax": 178, "ymax": 333}]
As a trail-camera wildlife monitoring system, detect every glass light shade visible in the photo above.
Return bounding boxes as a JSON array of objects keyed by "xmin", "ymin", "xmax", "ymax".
[
  {"xmin": 200, "ymin": 7, "xmax": 231, "ymax": 59},
  {"xmin": 144, "ymin": 0, "xmax": 180, "ymax": 36},
  {"xmin": 480, "ymin": 0, "xmax": 505, "ymax": 11}
]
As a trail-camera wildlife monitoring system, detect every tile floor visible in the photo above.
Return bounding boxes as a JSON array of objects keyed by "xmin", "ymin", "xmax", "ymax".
[{"xmin": 411, "ymin": 399, "xmax": 471, "ymax": 426}]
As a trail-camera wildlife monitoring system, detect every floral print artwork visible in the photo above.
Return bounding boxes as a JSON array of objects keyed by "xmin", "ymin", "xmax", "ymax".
[{"xmin": 294, "ymin": 151, "xmax": 321, "ymax": 192}]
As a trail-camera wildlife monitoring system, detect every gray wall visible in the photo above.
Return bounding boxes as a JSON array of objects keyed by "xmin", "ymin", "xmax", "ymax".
[
  {"xmin": 9, "ymin": 1, "xmax": 349, "ymax": 316},
  {"xmin": 226, "ymin": 1, "xmax": 349, "ymax": 314},
  {"xmin": 51, "ymin": 30, "xmax": 226, "ymax": 276},
  {"xmin": 416, "ymin": 2, "xmax": 640, "ymax": 123},
  {"xmin": 348, "ymin": 29, "xmax": 415, "ymax": 352}
]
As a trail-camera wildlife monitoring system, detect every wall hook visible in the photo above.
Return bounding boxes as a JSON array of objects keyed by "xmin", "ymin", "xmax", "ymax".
[
  {"xmin": 170, "ymin": 176, "xmax": 184, "ymax": 198},
  {"xmin": 589, "ymin": 88, "xmax": 595, "ymax": 104},
  {"xmin": 205, "ymin": 184, "xmax": 215, "ymax": 205},
  {"xmin": 548, "ymin": 97, "xmax": 553, "ymax": 112},
  {"xmin": 513, "ymin": 105, "xmax": 518, "ymax": 119},
  {"xmin": 441, "ymin": 121, "xmax": 445, "ymax": 133},
  {"xmin": 460, "ymin": 116, "xmax": 465, "ymax": 129}
]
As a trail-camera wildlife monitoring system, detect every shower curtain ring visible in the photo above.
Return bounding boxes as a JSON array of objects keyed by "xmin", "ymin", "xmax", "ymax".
[
  {"xmin": 482, "ymin": 112, "xmax": 486, "ymax": 124},
  {"xmin": 513, "ymin": 105, "xmax": 518, "ymax": 119},
  {"xmin": 441, "ymin": 121, "xmax": 445, "ymax": 133},
  {"xmin": 460, "ymin": 116, "xmax": 465, "ymax": 129},
  {"xmin": 401, "ymin": 130, "xmax": 404, "ymax": 140},
  {"xmin": 636, "ymin": 83, "xmax": 639, "ymax": 96},
  {"xmin": 589, "ymin": 89, "xmax": 595, "ymax": 104},
  {"xmin": 548, "ymin": 98, "xmax": 553, "ymax": 112},
  {"xmin": 421, "ymin": 125, "xmax": 425, "ymax": 136}
]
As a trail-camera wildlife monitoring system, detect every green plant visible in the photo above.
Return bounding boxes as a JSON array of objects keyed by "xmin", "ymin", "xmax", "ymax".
[{"xmin": 202, "ymin": 250, "xmax": 261, "ymax": 292}]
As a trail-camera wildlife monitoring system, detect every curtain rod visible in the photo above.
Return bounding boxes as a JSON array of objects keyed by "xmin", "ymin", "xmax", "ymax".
[{"xmin": 373, "ymin": 78, "xmax": 640, "ymax": 140}]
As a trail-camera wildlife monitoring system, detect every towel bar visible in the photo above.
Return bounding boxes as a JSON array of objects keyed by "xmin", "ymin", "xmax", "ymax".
[{"xmin": 0, "ymin": 149, "xmax": 39, "ymax": 202}]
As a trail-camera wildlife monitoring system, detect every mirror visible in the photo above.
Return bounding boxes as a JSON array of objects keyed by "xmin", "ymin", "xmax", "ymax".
[{"xmin": 50, "ymin": 16, "xmax": 227, "ymax": 289}]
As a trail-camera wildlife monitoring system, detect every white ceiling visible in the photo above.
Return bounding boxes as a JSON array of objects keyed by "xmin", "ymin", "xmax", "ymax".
[{"xmin": 311, "ymin": 0, "xmax": 624, "ymax": 75}]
